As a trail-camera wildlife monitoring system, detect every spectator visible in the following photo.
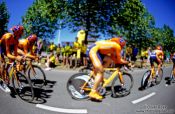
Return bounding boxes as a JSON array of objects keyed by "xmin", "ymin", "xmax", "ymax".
[
  {"xmin": 49, "ymin": 42, "xmax": 56, "ymax": 52},
  {"xmin": 147, "ymin": 47, "xmax": 152, "ymax": 64},
  {"xmin": 140, "ymin": 48, "xmax": 148, "ymax": 68},
  {"xmin": 126, "ymin": 44, "xmax": 132, "ymax": 61},
  {"xmin": 81, "ymin": 41, "xmax": 87, "ymax": 66},
  {"xmin": 131, "ymin": 45, "xmax": 138, "ymax": 65},
  {"xmin": 37, "ymin": 39, "xmax": 43, "ymax": 65},
  {"xmin": 61, "ymin": 45, "xmax": 66, "ymax": 66},
  {"xmin": 64, "ymin": 42, "xmax": 71, "ymax": 68},
  {"xmin": 165, "ymin": 50, "xmax": 170, "ymax": 63},
  {"xmin": 56, "ymin": 43, "xmax": 61, "ymax": 64},
  {"xmin": 73, "ymin": 37, "xmax": 81, "ymax": 67},
  {"xmin": 45, "ymin": 42, "xmax": 57, "ymax": 71}
]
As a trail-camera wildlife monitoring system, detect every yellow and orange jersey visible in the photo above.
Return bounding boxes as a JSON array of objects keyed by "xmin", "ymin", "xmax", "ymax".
[
  {"xmin": 18, "ymin": 39, "xmax": 31, "ymax": 54},
  {"xmin": 89, "ymin": 40, "xmax": 124, "ymax": 64},
  {"xmin": 150, "ymin": 49, "xmax": 164, "ymax": 60},
  {"xmin": 1, "ymin": 33, "xmax": 19, "ymax": 57}
]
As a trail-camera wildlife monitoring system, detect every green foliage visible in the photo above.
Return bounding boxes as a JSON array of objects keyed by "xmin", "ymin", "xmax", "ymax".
[
  {"xmin": 21, "ymin": 0, "xmax": 175, "ymax": 51},
  {"xmin": 64, "ymin": 0, "xmax": 122, "ymax": 43},
  {"xmin": 109, "ymin": 0, "xmax": 156, "ymax": 52},
  {"xmin": 161, "ymin": 25, "xmax": 175, "ymax": 51},
  {"xmin": 0, "ymin": 1, "xmax": 10, "ymax": 37},
  {"xmin": 22, "ymin": 0, "xmax": 65, "ymax": 40}
]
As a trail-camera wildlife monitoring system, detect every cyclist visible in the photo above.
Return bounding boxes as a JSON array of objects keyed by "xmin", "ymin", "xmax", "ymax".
[
  {"xmin": 149, "ymin": 45, "xmax": 164, "ymax": 79},
  {"xmin": 0, "ymin": 25, "xmax": 24, "ymax": 92},
  {"xmin": 170, "ymin": 52, "xmax": 175, "ymax": 82},
  {"xmin": 17, "ymin": 34, "xmax": 38, "ymax": 60},
  {"xmin": 86, "ymin": 37, "xmax": 129, "ymax": 101}
]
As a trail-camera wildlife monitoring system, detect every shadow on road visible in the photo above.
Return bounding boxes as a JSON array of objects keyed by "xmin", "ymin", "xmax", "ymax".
[
  {"xmin": 164, "ymin": 76, "xmax": 175, "ymax": 86},
  {"xmin": 9, "ymin": 80, "xmax": 57, "ymax": 104},
  {"xmin": 31, "ymin": 80, "xmax": 57, "ymax": 104}
]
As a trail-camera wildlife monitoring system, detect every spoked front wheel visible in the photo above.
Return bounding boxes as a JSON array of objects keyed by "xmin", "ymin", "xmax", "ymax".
[
  {"xmin": 111, "ymin": 72, "xmax": 133, "ymax": 98},
  {"xmin": 12, "ymin": 71, "xmax": 34, "ymax": 102},
  {"xmin": 28, "ymin": 65, "xmax": 46, "ymax": 88},
  {"xmin": 67, "ymin": 73, "xmax": 93, "ymax": 100}
]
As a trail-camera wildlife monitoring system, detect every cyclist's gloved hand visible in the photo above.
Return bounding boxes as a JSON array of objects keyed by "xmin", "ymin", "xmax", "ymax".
[
  {"xmin": 35, "ymin": 56, "xmax": 39, "ymax": 62},
  {"xmin": 16, "ymin": 56, "xmax": 23, "ymax": 62}
]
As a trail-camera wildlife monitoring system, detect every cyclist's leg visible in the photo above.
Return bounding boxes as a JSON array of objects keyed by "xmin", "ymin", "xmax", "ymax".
[
  {"xmin": 155, "ymin": 58, "xmax": 162, "ymax": 76},
  {"xmin": 150, "ymin": 57, "xmax": 155, "ymax": 78},
  {"xmin": 172, "ymin": 58, "xmax": 175, "ymax": 78},
  {"xmin": 102, "ymin": 56, "xmax": 113, "ymax": 68},
  {"xmin": 88, "ymin": 51, "xmax": 104, "ymax": 100},
  {"xmin": 0, "ymin": 55, "xmax": 11, "ymax": 92},
  {"xmin": 0, "ymin": 54, "xmax": 6, "ymax": 81}
]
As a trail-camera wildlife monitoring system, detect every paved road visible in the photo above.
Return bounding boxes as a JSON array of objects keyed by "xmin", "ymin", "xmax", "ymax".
[{"xmin": 0, "ymin": 66, "xmax": 175, "ymax": 114}]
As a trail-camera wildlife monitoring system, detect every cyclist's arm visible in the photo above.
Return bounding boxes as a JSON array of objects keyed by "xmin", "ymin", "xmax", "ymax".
[
  {"xmin": 5, "ymin": 40, "xmax": 18, "ymax": 60},
  {"xmin": 25, "ymin": 45, "xmax": 37, "ymax": 60},
  {"xmin": 17, "ymin": 48, "xmax": 25, "ymax": 55},
  {"xmin": 112, "ymin": 53, "xmax": 128, "ymax": 64},
  {"xmin": 112, "ymin": 46, "xmax": 128, "ymax": 65}
]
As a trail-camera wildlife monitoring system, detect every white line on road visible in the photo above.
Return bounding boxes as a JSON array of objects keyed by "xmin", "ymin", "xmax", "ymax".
[
  {"xmin": 36, "ymin": 104, "xmax": 88, "ymax": 114},
  {"xmin": 132, "ymin": 92, "xmax": 156, "ymax": 104}
]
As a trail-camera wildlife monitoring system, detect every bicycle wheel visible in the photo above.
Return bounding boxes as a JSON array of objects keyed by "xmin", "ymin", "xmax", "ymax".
[
  {"xmin": 0, "ymin": 78, "xmax": 11, "ymax": 93},
  {"xmin": 67, "ymin": 73, "xmax": 93, "ymax": 100},
  {"xmin": 28, "ymin": 65, "xmax": 46, "ymax": 88},
  {"xmin": 155, "ymin": 68, "xmax": 163, "ymax": 85},
  {"xmin": 12, "ymin": 71, "xmax": 34, "ymax": 102},
  {"xmin": 141, "ymin": 70, "xmax": 151, "ymax": 89},
  {"xmin": 111, "ymin": 72, "xmax": 133, "ymax": 98}
]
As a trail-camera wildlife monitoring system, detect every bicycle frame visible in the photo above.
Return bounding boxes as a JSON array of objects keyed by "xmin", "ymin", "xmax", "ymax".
[
  {"xmin": 81, "ymin": 67, "xmax": 124, "ymax": 91},
  {"xmin": 23, "ymin": 60, "xmax": 36, "ymax": 75}
]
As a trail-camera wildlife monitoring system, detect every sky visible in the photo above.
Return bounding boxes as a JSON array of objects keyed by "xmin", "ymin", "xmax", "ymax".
[
  {"xmin": 142, "ymin": 0, "xmax": 175, "ymax": 32},
  {"xmin": 2, "ymin": 0, "xmax": 175, "ymax": 44}
]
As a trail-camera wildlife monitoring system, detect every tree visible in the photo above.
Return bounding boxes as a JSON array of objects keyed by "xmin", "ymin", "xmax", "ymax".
[
  {"xmin": 22, "ymin": 0, "xmax": 163, "ymax": 47},
  {"xmin": 161, "ymin": 25, "xmax": 175, "ymax": 52},
  {"xmin": 64, "ymin": 0, "xmax": 122, "ymax": 43},
  {"xmin": 110, "ymin": 0, "xmax": 155, "ymax": 51},
  {"xmin": 0, "ymin": 1, "xmax": 10, "ymax": 37},
  {"xmin": 62, "ymin": 0, "xmax": 149, "ymax": 44},
  {"xmin": 22, "ymin": 0, "xmax": 65, "ymax": 40}
]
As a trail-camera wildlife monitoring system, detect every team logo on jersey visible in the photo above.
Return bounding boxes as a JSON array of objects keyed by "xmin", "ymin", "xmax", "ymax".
[
  {"xmin": 13, "ymin": 26, "xmax": 20, "ymax": 31},
  {"xmin": 120, "ymin": 39, "xmax": 125, "ymax": 43}
]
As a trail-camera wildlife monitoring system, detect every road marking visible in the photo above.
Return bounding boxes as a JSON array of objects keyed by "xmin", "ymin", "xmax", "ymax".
[
  {"xmin": 132, "ymin": 92, "xmax": 156, "ymax": 104},
  {"xmin": 36, "ymin": 104, "xmax": 88, "ymax": 114}
]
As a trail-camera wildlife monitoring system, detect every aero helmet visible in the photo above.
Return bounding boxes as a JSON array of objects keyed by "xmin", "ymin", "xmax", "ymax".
[
  {"xmin": 27, "ymin": 34, "xmax": 38, "ymax": 43},
  {"xmin": 11, "ymin": 25, "xmax": 24, "ymax": 34},
  {"xmin": 156, "ymin": 45, "xmax": 162, "ymax": 50},
  {"xmin": 110, "ymin": 37, "xmax": 126, "ymax": 48}
]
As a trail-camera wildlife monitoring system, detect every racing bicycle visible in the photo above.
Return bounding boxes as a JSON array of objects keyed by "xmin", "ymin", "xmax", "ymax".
[
  {"xmin": 67, "ymin": 66, "xmax": 134, "ymax": 100},
  {"xmin": 21, "ymin": 59, "xmax": 47, "ymax": 88},
  {"xmin": 1, "ymin": 61, "xmax": 34, "ymax": 102},
  {"xmin": 141, "ymin": 66, "xmax": 163, "ymax": 89}
]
